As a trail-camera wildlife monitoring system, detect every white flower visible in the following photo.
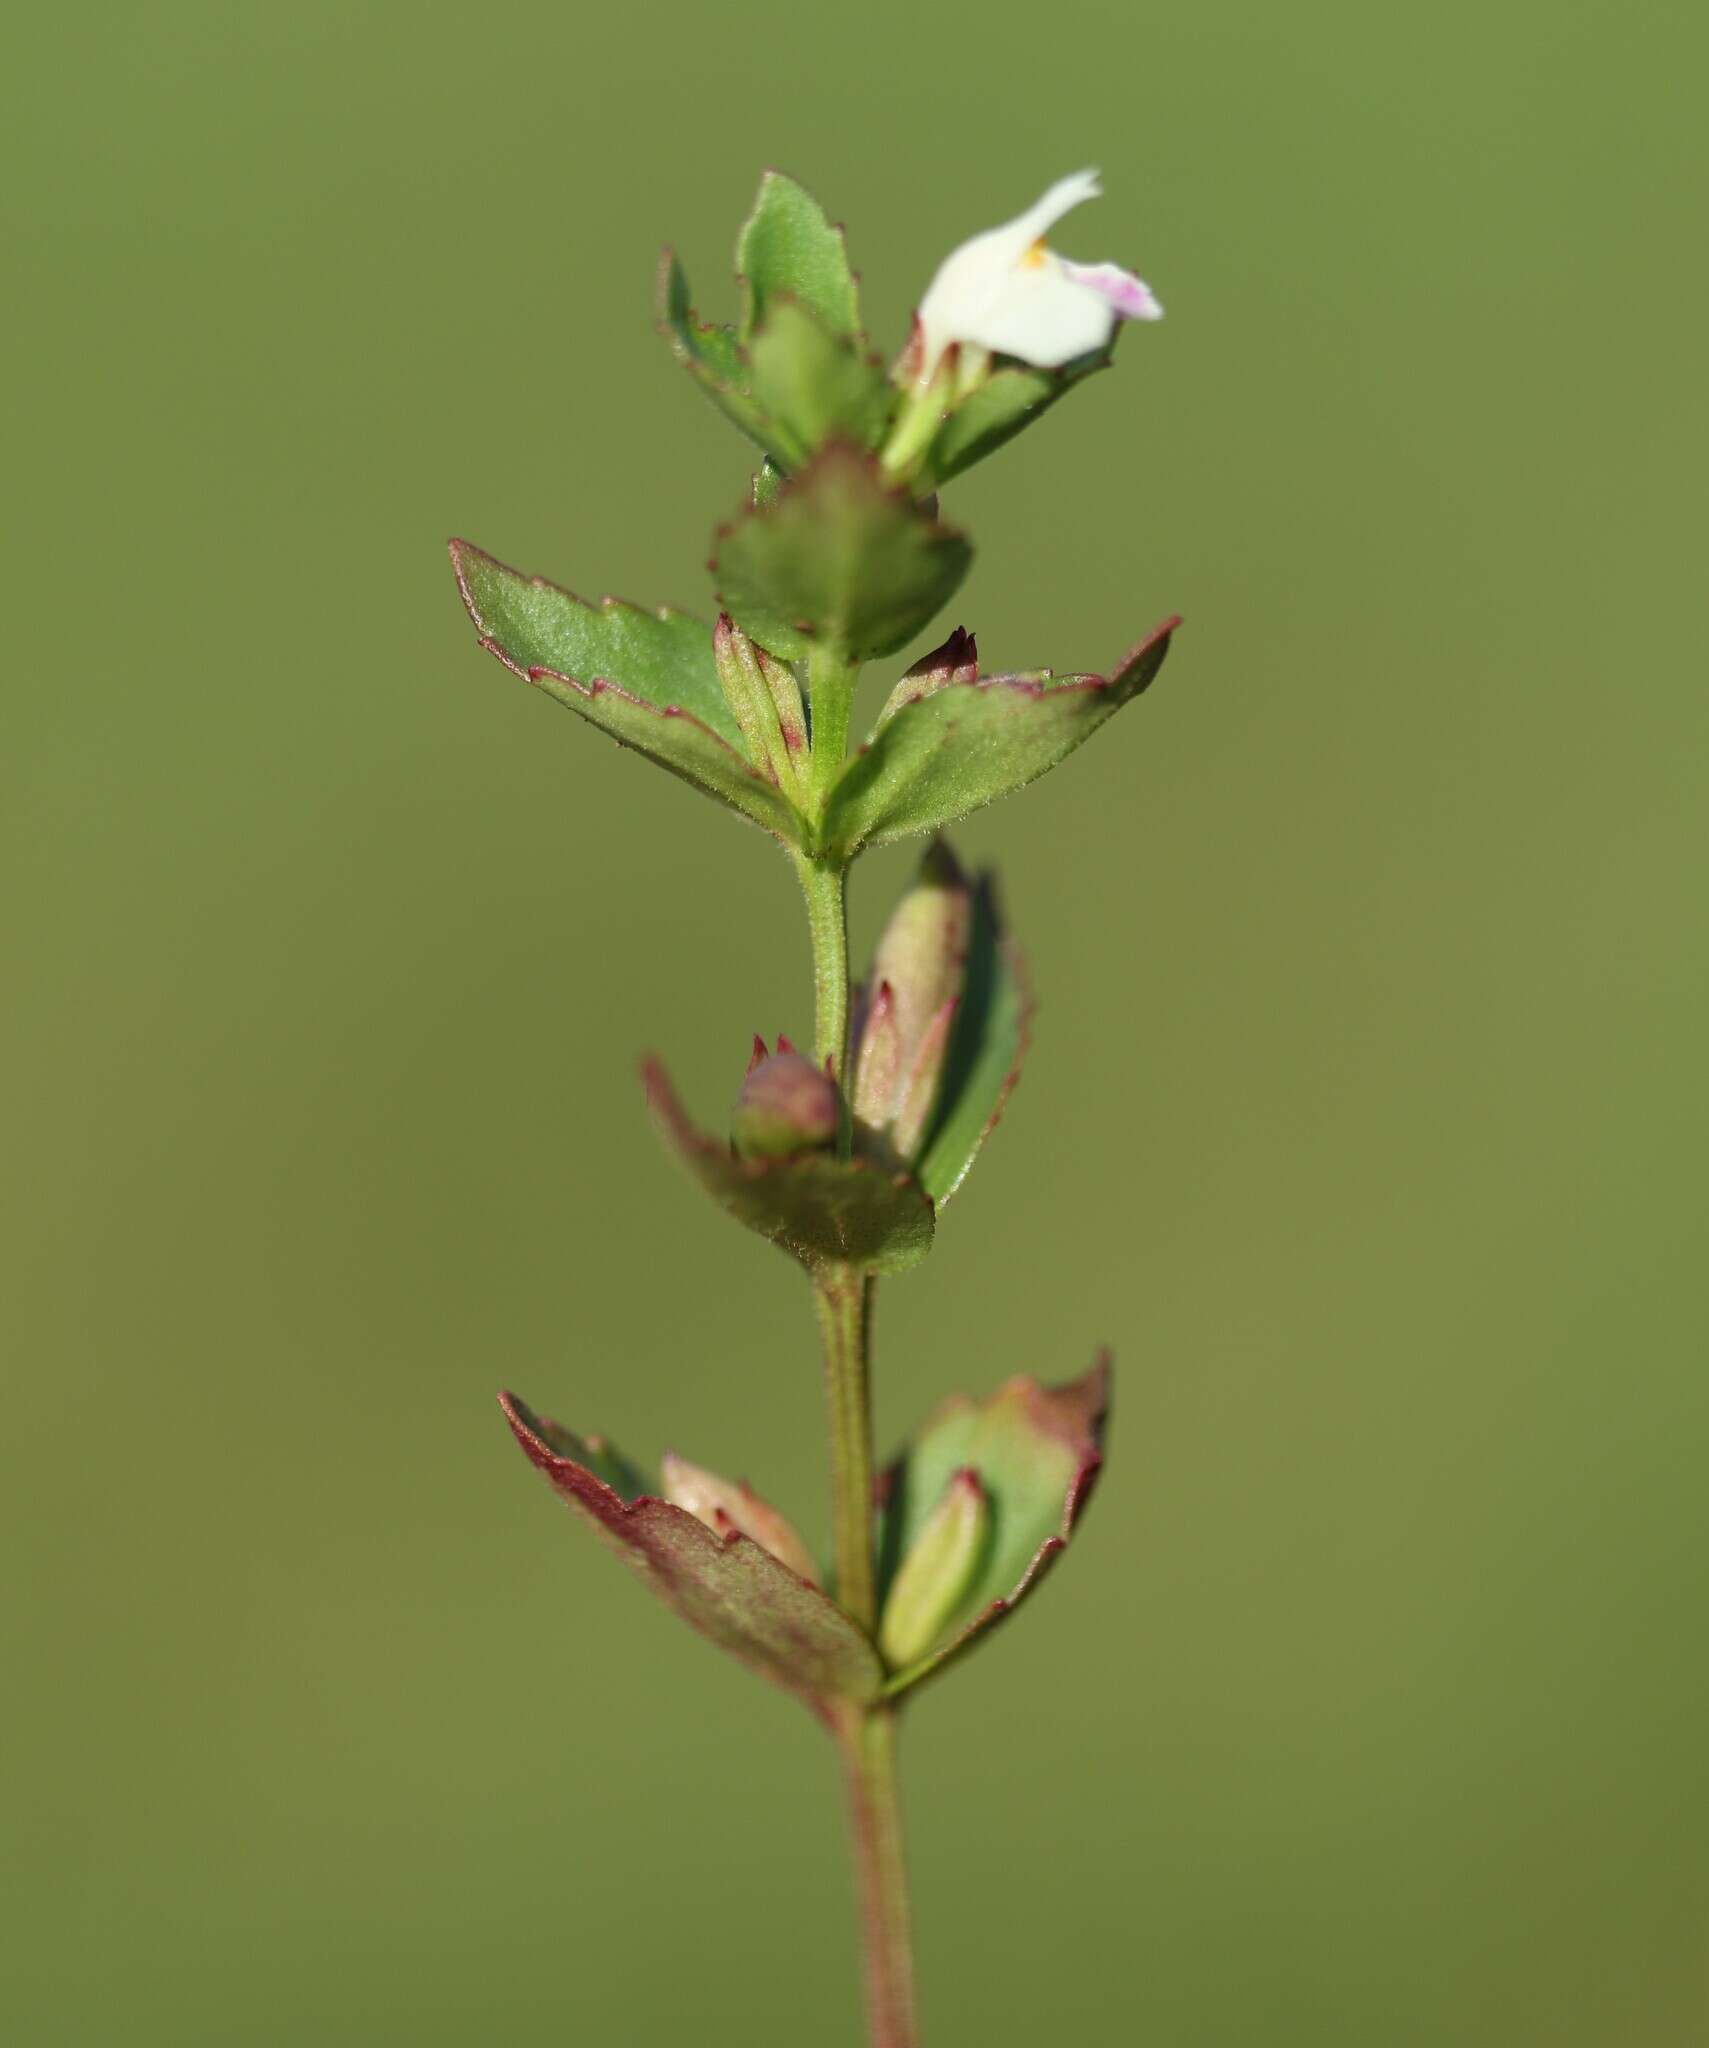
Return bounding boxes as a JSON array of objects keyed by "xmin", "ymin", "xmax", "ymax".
[{"xmin": 914, "ymin": 170, "xmax": 1162, "ymax": 383}]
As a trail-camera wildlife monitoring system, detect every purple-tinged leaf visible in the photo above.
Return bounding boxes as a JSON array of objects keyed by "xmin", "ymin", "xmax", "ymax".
[
  {"xmin": 875, "ymin": 1357, "xmax": 1110, "ymax": 1696},
  {"xmin": 644, "ymin": 1057, "xmax": 934, "ymax": 1275},
  {"xmin": 502, "ymin": 1395, "xmax": 883, "ymax": 1712},
  {"xmin": 450, "ymin": 540, "xmax": 805, "ymax": 842},
  {"xmin": 824, "ymin": 618, "xmax": 1180, "ymax": 856}
]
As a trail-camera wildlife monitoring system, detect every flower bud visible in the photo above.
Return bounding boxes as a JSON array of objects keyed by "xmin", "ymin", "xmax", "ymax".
[
  {"xmin": 732, "ymin": 1048, "xmax": 839, "ymax": 1160},
  {"xmin": 852, "ymin": 841, "xmax": 971, "ymax": 1162},
  {"xmin": 878, "ymin": 1467, "xmax": 988, "ymax": 1668},
  {"xmin": 713, "ymin": 613, "xmax": 808, "ymax": 799},
  {"xmin": 660, "ymin": 1453, "xmax": 818, "ymax": 1583},
  {"xmin": 874, "ymin": 625, "xmax": 978, "ymax": 730}
]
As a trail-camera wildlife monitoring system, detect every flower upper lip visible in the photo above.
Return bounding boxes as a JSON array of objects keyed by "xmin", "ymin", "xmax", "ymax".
[{"xmin": 914, "ymin": 169, "xmax": 1163, "ymax": 382}]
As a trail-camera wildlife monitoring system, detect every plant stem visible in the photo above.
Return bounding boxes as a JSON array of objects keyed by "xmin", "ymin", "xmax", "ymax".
[
  {"xmin": 806, "ymin": 645, "xmax": 858, "ymax": 799},
  {"xmin": 794, "ymin": 851, "xmax": 851, "ymax": 1101},
  {"xmin": 816, "ymin": 1271, "xmax": 919, "ymax": 2040},
  {"xmin": 794, "ymin": 661, "xmax": 920, "ymax": 2043},
  {"xmin": 814, "ymin": 1261, "xmax": 876, "ymax": 1629},
  {"xmin": 835, "ymin": 1703, "xmax": 920, "ymax": 2048}
]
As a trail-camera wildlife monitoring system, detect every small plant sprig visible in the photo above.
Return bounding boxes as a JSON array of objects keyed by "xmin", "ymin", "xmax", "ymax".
[{"xmin": 450, "ymin": 168, "xmax": 1175, "ymax": 2046}]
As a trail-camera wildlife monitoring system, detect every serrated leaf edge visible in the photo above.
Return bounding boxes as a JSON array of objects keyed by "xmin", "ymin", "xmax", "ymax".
[
  {"xmin": 736, "ymin": 168, "xmax": 865, "ymax": 345},
  {"xmin": 709, "ymin": 441, "xmax": 972, "ymax": 655},
  {"xmin": 449, "ymin": 538, "xmax": 803, "ymax": 839},
  {"xmin": 828, "ymin": 614, "xmax": 1181, "ymax": 854}
]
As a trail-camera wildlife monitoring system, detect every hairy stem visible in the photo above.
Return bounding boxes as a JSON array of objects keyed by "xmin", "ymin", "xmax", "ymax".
[
  {"xmin": 806, "ymin": 645, "xmax": 858, "ymax": 799},
  {"xmin": 814, "ymin": 1261, "xmax": 876, "ymax": 1629},
  {"xmin": 794, "ymin": 851, "xmax": 851, "ymax": 1104},
  {"xmin": 794, "ymin": 659, "xmax": 918, "ymax": 2042},
  {"xmin": 835, "ymin": 1704, "xmax": 920, "ymax": 2048}
]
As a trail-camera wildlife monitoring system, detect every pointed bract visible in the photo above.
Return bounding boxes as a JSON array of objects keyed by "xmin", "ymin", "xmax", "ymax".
[
  {"xmin": 502, "ymin": 1396, "xmax": 881, "ymax": 1713},
  {"xmin": 876, "ymin": 626, "xmax": 979, "ymax": 729},
  {"xmin": 825, "ymin": 617, "xmax": 1180, "ymax": 856}
]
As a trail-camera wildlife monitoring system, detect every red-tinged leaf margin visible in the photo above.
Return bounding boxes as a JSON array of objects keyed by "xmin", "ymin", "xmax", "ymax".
[
  {"xmin": 448, "ymin": 539, "xmax": 804, "ymax": 843},
  {"xmin": 824, "ymin": 615, "xmax": 1182, "ymax": 857},
  {"xmin": 501, "ymin": 1394, "xmax": 884, "ymax": 1717},
  {"xmin": 878, "ymin": 1355, "xmax": 1111, "ymax": 1700},
  {"xmin": 643, "ymin": 1055, "xmax": 935, "ymax": 1274}
]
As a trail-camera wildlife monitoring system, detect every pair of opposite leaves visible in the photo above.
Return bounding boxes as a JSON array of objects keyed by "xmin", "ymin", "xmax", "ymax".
[
  {"xmin": 450, "ymin": 521, "xmax": 1177, "ymax": 858},
  {"xmin": 502, "ymin": 1356, "xmax": 1110, "ymax": 1717}
]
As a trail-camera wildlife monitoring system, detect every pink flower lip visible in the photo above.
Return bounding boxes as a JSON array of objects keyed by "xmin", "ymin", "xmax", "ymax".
[{"xmin": 1059, "ymin": 260, "xmax": 1164, "ymax": 323}]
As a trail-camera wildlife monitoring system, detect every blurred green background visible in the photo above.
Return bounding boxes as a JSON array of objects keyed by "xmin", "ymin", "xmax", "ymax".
[{"xmin": 5, "ymin": 2, "xmax": 1705, "ymax": 2041}]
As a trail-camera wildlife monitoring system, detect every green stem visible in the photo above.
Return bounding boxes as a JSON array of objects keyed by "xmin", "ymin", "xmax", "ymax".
[
  {"xmin": 814, "ymin": 1262, "xmax": 876, "ymax": 1629},
  {"xmin": 835, "ymin": 1704, "xmax": 919, "ymax": 2048},
  {"xmin": 794, "ymin": 645, "xmax": 858, "ymax": 1144},
  {"xmin": 793, "ymin": 851, "xmax": 851, "ymax": 1098},
  {"xmin": 792, "ymin": 665, "xmax": 919, "ymax": 2042},
  {"xmin": 806, "ymin": 645, "xmax": 858, "ymax": 802}
]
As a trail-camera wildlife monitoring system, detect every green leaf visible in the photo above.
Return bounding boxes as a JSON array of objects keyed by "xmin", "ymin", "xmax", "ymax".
[
  {"xmin": 915, "ymin": 873, "xmax": 1031, "ymax": 1206},
  {"xmin": 451, "ymin": 536, "xmax": 735, "ymax": 740},
  {"xmin": 644, "ymin": 1056, "xmax": 934, "ymax": 1275},
  {"xmin": 922, "ymin": 348, "xmax": 1114, "ymax": 488},
  {"xmin": 822, "ymin": 617, "xmax": 1179, "ymax": 855},
  {"xmin": 656, "ymin": 250, "xmax": 778, "ymax": 459},
  {"xmin": 744, "ymin": 300, "xmax": 895, "ymax": 469},
  {"xmin": 712, "ymin": 445, "xmax": 972, "ymax": 664},
  {"xmin": 875, "ymin": 1359, "xmax": 1110, "ymax": 1696},
  {"xmin": 450, "ymin": 539, "xmax": 805, "ymax": 843},
  {"xmin": 502, "ymin": 1395, "xmax": 883, "ymax": 1712},
  {"xmin": 737, "ymin": 170, "xmax": 861, "ymax": 343}
]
